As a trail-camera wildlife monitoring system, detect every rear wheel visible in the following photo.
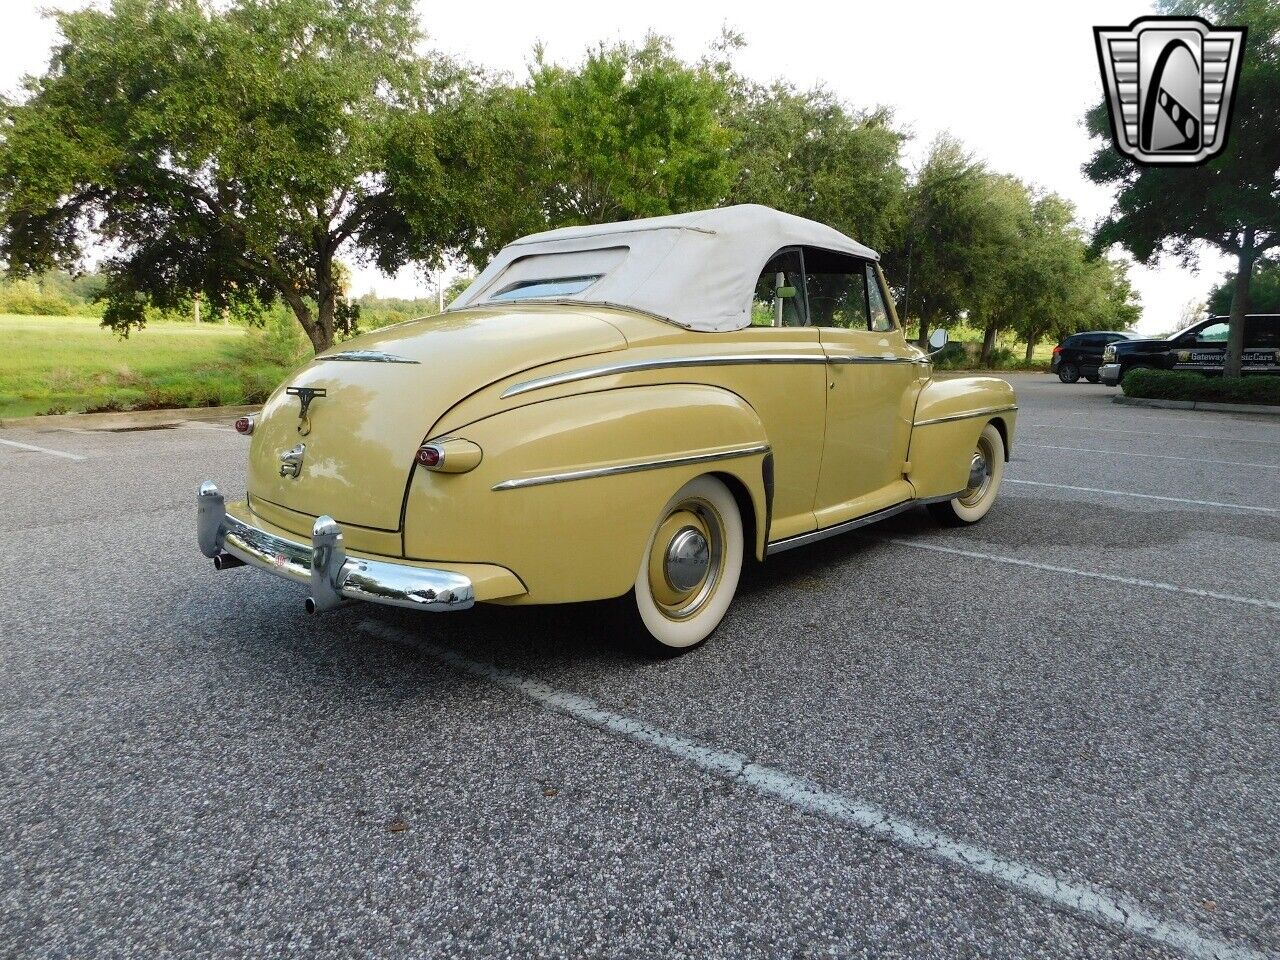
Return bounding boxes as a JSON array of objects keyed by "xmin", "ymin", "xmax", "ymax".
[
  {"xmin": 927, "ymin": 423, "xmax": 1006, "ymax": 526},
  {"xmin": 1058, "ymin": 362, "xmax": 1081, "ymax": 383},
  {"xmin": 618, "ymin": 475, "xmax": 743, "ymax": 656}
]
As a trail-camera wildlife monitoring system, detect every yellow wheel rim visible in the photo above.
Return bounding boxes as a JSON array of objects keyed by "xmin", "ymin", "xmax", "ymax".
[{"xmin": 646, "ymin": 497, "xmax": 724, "ymax": 621}]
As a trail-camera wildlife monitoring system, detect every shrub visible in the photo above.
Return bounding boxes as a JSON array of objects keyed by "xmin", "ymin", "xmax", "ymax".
[
  {"xmin": 1121, "ymin": 368, "xmax": 1280, "ymax": 405},
  {"xmin": 0, "ymin": 287, "xmax": 76, "ymax": 315},
  {"xmin": 930, "ymin": 342, "xmax": 972, "ymax": 370}
]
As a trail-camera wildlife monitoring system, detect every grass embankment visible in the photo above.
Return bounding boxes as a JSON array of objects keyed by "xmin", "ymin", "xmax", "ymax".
[
  {"xmin": 1121, "ymin": 368, "xmax": 1280, "ymax": 406},
  {"xmin": 0, "ymin": 314, "xmax": 307, "ymax": 418}
]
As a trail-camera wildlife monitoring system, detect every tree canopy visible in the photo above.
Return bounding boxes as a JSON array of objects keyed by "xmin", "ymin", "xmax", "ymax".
[
  {"xmin": 1209, "ymin": 257, "xmax": 1280, "ymax": 313},
  {"xmin": 0, "ymin": 0, "xmax": 481, "ymax": 351},
  {"xmin": 0, "ymin": 2, "xmax": 1140, "ymax": 356}
]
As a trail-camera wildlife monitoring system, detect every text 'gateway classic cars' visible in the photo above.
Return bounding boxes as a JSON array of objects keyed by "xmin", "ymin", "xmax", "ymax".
[{"xmin": 198, "ymin": 205, "xmax": 1017, "ymax": 653}]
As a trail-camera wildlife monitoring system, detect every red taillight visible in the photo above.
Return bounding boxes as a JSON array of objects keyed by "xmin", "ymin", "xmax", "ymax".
[
  {"xmin": 1052, "ymin": 345, "xmax": 1062, "ymax": 355},
  {"xmin": 234, "ymin": 416, "xmax": 254, "ymax": 435},
  {"xmin": 415, "ymin": 445, "xmax": 442, "ymax": 468}
]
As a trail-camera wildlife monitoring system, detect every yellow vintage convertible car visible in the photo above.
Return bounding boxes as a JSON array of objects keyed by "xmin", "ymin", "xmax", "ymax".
[{"xmin": 198, "ymin": 205, "xmax": 1016, "ymax": 652}]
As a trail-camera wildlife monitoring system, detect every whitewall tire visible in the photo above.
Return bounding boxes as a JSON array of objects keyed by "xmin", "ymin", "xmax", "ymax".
[
  {"xmin": 623, "ymin": 475, "xmax": 744, "ymax": 655},
  {"xmin": 927, "ymin": 422, "xmax": 1006, "ymax": 526}
]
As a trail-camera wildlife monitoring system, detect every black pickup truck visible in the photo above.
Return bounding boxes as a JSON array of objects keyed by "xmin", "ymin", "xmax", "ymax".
[{"xmin": 1100, "ymin": 314, "xmax": 1280, "ymax": 386}]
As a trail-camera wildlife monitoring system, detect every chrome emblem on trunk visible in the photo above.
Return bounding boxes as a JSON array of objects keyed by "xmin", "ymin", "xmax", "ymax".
[
  {"xmin": 279, "ymin": 443, "xmax": 305, "ymax": 478},
  {"xmin": 285, "ymin": 386, "xmax": 327, "ymax": 435}
]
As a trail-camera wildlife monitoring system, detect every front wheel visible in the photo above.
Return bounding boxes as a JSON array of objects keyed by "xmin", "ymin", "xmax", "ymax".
[
  {"xmin": 1058, "ymin": 362, "xmax": 1081, "ymax": 383},
  {"xmin": 618, "ymin": 475, "xmax": 744, "ymax": 656},
  {"xmin": 1085, "ymin": 374, "xmax": 1100, "ymax": 384},
  {"xmin": 927, "ymin": 423, "xmax": 1006, "ymax": 526}
]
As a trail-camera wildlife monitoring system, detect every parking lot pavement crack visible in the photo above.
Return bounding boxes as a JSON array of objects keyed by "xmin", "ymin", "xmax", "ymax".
[{"xmin": 359, "ymin": 619, "xmax": 1271, "ymax": 960}]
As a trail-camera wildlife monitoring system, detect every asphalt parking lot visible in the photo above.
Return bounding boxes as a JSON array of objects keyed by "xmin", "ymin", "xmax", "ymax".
[{"xmin": 2, "ymin": 371, "xmax": 1278, "ymax": 959}]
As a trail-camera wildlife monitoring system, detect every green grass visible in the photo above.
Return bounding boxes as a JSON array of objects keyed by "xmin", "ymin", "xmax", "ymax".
[{"xmin": 0, "ymin": 313, "xmax": 307, "ymax": 418}]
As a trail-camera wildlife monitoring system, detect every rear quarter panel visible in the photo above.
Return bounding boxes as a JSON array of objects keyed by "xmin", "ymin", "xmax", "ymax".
[{"xmin": 403, "ymin": 384, "xmax": 771, "ymax": 604}]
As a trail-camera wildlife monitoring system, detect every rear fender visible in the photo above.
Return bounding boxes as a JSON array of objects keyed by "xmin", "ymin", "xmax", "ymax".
[{"xmin": 403, "ymin": 384, "xmax": 771, "ymax": 604}]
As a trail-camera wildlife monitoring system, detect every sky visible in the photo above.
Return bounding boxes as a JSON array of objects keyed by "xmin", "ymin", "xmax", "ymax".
[{"xmin": 0, "ymin": 0, "xmax": 1237, "ymax": 334}]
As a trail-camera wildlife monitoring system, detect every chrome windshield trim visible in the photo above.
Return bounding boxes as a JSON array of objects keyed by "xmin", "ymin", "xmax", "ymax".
[
  {"xmin": 913, "ymin": 405, "xmax": 1018, "ymax": 428},
  {"xmin": 320, "ymin": 350, "xmax": 420, "ymax": 364},
  {"xmin": 501, "ymin": 355, "xmax": 827, "ymax": 398},
  {"xmin": 492, "ymin": 443, "xmax": 771, "ymax": 491}
]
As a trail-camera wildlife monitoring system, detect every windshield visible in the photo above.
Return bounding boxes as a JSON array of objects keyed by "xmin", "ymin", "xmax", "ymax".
[{"xmin": 489, "ymin": 275, "xmax": 601, "ymax": 302}]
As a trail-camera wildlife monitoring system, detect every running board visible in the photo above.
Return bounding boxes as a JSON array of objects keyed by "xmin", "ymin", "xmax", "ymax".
[{"xmin": 765, "ymin": 493, "xmax": 960, "ymax": 556}]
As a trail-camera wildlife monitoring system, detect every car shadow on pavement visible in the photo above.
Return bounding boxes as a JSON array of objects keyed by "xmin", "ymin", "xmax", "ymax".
[{"xmin": 227, "ymin": 492, "xmax": 1277, "ymax": 683}]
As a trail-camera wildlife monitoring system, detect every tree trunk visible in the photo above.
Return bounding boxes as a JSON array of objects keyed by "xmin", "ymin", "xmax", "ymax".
[
  {"xmin": 1225, "ymin": 228, "xmax": 1254, "ymax": 378},
  {"xmin": 918, "ymin": 317, "xmax": 930, "ymax": 349},
  {"xmin": 285, "ymin": 292, "xmax": 328, "ymax": 353},
  {"xmin": 316, "ymin": 288, "xmax": 336, "ymax": 351},
  {"xmin": 980, "ymin": 322, "xmax": 998, "ymax": 367},
  {"xmin": 1024, "ymin": 335, "xmax": 1037, "ymax": 363}
]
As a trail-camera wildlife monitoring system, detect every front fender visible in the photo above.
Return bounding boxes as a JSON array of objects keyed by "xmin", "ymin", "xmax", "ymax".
[
  {"xmin": 403, "ymin": 384, "xmax": 771, "ymax": 604},
  {"xmin": 906, "ymin": 376, "xmax": 1018, "ymax": 499}
]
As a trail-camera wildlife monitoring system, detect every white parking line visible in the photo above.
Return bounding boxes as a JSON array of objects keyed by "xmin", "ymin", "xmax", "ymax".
[
  {"xmin": 1003, "ymin": 478, "xmax": 1277, "ymax": 513},
  {"xmin": 886, "ymin": 539, "xmax": 1280, "ymax": 611},
  {"xmin": 1024, "ymin": 424, "xmax": 1280, "ymax": 446},
  {"xmin": 0, "ymin": 438, "xmax": 85, "ymax": 461},
  {"xmin": 360, "ymin": 620, "xmax": 1266, "ymax": 960},
  {"xmin": 1019, "ymin": 443, "xmax": 1280, "ymax": 470}
]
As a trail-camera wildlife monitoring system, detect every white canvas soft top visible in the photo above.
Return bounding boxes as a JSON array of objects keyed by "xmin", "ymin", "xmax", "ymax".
[{"xmin": 447, "ymin": 204, "xmax": 880, "ymax": 332}]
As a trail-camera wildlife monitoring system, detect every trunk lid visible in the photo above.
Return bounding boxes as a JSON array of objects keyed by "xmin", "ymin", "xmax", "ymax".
[{"xmin": 247, "ymin": 308, "xmax": 626, "ymax": 531}]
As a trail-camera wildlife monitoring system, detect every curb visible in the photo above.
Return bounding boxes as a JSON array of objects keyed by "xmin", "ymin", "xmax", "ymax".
[
  {"xmin": 0, "ymin": 403, "xmax": 261, "ymax": 432},
  {"xmin": 1112, "ymin": 395, "xmax": 1280, "ymax": 416}
]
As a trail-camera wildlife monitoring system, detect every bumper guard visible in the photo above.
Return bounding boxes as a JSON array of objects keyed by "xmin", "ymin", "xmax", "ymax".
[{"xmin": 198, "ymin": 482, "xmax": 474, "ymax": 613}]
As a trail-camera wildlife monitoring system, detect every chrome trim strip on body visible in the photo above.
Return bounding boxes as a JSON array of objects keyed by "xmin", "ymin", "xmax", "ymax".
[
  {"xmin": 320, "ymin": 350, "xmax": 420, "ymax": 364},
  {"xmin": 501, "ymin": 355, "xmax": 828, "ymax": 398},
  {"xmin": 197, "ymin": 482, "xmax": 474, "ymax": 613},
  {"xmin": 913, "ymin": 405, "xmax": 1019, "ymax": 428},
  {"xmin": 764, "ymin": 493, "xmax": 960, "ymax": 556},
  {"xmin": 492, "ymin": 443, "xmax": 771, "ymax": 491},
  {"xmin": 826, "ymin": 354, "xmax": 926, "ymax": 365}
]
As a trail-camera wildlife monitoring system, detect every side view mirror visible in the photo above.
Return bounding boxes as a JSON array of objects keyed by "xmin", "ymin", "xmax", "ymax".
[{"xmin": 928, "ymin": 329, "xmax": 949, "ymax": 354}]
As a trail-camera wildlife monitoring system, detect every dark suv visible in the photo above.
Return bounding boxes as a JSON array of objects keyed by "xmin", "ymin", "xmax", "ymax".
[
  {"xmin": 1100, "ymin": 314, "xmax": 1280, "ymax": 386},
  {"xmin": 1051, "ymin": 331, "xmax": 1132, "ymax": 383}
]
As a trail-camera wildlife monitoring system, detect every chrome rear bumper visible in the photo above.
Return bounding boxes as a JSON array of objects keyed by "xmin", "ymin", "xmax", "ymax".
[{"xmin": 197, "ymin": 482, "xmax": 474, "ymax": 613}]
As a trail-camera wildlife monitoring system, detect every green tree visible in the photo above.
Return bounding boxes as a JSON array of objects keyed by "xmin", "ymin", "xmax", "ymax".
[
  {"xmin": 1208, "ymin": 257, "xmax": 1280, "ymax": 313},
  {"xmin": 726, "ymin": 83, "xmax": 906, "ymax": 253},
  {"xmin": 896, "ymin": 137, "xmax": 1022, "ymax": 352},
  {"xmin": 0, "ymin": 0, "xmax": 483, "ymax": 353},
  {"xmin": 1084, "ymin": 0, "xmax": 1280, "ymax": 376},
  {"xmin": 526, "ymin": 38, "xmax": 735, "ymax": 235},
  {"xmin": 1003, "ymin": 193, "xmax": 1088, "ymax": 360},
  {"xmin": 967, "ymin": 174, "xmax": 1036, "ymax": 366}
]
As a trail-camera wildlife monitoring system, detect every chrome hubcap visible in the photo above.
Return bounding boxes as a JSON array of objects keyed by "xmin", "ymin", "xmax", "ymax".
[
  {"xmin": 665, "ymin": 526, "xmax": 710, "ymax": 592},
  {"xmin": 967, "ymin": 452, "xmax": 988, "ymax": 490},
  {"xmin": 648, "ymin": 499, "xmax": 724, "ymax": 621},
  {"xmin": 960, "ymin": 437, "xmax": 995, "ymax": 507}
]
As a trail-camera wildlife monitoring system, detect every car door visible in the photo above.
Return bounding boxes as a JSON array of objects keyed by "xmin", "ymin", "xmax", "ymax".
[
  {"xmin": 1079, "ymin": 335, "xmax": 1105, "ymax": 374},
  {"xmin": 1244, "ymin": 316, "xmax": 1280, "ymax": 372},
  {"xmin": 1172, "ymin": 319, "xmax": 1230, "ymax": 371},
  {"xmin": 805, "ymin": 248, "xmax": 924, "ymax": 528}
]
